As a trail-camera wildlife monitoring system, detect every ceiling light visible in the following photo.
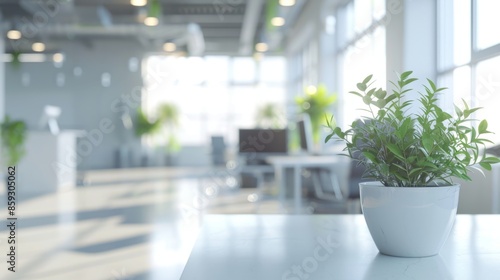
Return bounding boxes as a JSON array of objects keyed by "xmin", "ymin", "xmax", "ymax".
[
  {"xmin": 32, "ymin": 42, "xmax": 46, "ymax": 52},
  {"xmin": 144, "ymin": 16, "xmax": 159, "ymax": 26},
  {"xmin": 279, "ymin": 0, "xmax": 295, "ymax": 7},
  {"xmin": 7, "ymin": 30, "xmax": 22, "ymax": 40},
  {"xmin": 53, "ymin": 53, "xmax": 64, "ymax": 63},
  {"xmin": 255, "ymin": 43, "xmax": 268, "ymax": 52},
  {"xmin": 131, "ymin": 0, "xmax": 147, "ymax": 6},
  {"xmin": 163, "ymin": 42, "xmax": 176, "ymax": 52},
  {"xmin": 271, "ymin": 17, "xmax": 286, "ymax": 27}
]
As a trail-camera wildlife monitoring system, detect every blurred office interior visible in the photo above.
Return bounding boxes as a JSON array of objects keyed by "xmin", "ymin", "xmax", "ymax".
[{"xmin": 0, "ymin": 0, "xmax": 500, "ymax": 279}]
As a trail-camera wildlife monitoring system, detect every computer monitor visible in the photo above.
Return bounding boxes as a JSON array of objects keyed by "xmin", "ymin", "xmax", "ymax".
[
  {"xmin": 238, "ymin": 128, "xmax": 288, "ymax": 155},
  {"xmin": 297, "ymin": 114, "xmax": 313, "ymax": 153}
]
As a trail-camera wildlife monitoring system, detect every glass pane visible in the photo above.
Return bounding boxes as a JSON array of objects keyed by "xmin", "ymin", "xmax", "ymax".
[
  {"xmin": 144, "ymin": 55, "xmax": 286, "ymax": 147},
  {"xmin": 205, "ymin": 56, "xmax": 229, "ymax": 85},
  {"xmin": 437, "ymin": 67, "xmax": 471, "ymax": 124},
  {"xmin": 453, "ymin": 66, "xmax": 471, "ymax": 107},
  {"xmin": 476, "ymin": 0, "xmax": 500, "ymax": 50},
  {"xmin": 341, "ymin": 27, "xmax": 386, "ymax": 127},
  {"xmin": 453, "ymin": 0, "xmax": 471, "ymax": 65},
  {"xmin": 336, "ymin": 5, "xmax": 349, "ymax": 47},
  {"xmin": 231, "ymin": 57, "xmax": 256, "ymax": 84},
  {"xmin": 475, "ymin": 56, "xmax": 500, "ymax": 143},
  {"xmin": 438, "ymin": 0, "xmax": 454, "ymax": 70},
  {"xmin": 345, "ymin": 2, "xmax": 355, "ymax": 42},
  {"xmin": 437, "ymin": 72, "xmax": 453, "ymax": 112},
  {"xmin": 438, "ymin": 0, "xmax": 471, "ymax": 70},
  {"xmin": 372, "ymin": 0, "xmax": 386, "ymax": 20},
  {"xmin": 259, "ymin": 56, "xmax": 286, "ymax": 84},
  {"xmin": 354, "ymin": 0, "xmax": 372, "ymax": 33}
]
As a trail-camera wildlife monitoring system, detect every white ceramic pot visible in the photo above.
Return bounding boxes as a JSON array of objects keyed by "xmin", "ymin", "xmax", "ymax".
[{"xmin": 359, "ymin": 182, "xmax": 460, "ymax": 257}]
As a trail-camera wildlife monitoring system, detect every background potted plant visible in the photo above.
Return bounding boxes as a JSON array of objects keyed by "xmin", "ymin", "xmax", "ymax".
[
  {"xmin": 296, "ymin": 85, "xmax": 337, "ymax": 145},
  {"xmin": 1, "ymin": 116, "xmax": 27, "ymax": 192},
  {"xmin": 325, "ymin": 71, "xmax": 500, "ymax": 257},
  {"xmin": 134, "ymin": 108, "xmax": 161, "ymax": 166},
  {"xmin": 1, "ymin": 116, "xmax": 27, "ymax": 168},
  {"xmin": 157, "ymin": 103, "xmax": 181, "ymax": 165},
  {"xmin": 255, "ymin": 103, "xmax": 285, "ymax": 129}
]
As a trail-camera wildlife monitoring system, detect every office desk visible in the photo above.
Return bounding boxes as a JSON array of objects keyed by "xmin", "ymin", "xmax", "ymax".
[
  {"xmin": 266, "ymin": 155, "xmax": 343, "ymax": 213},
  {"xmin": 180, "ymin": 215, "xmax": 500, "ymax": 280}
]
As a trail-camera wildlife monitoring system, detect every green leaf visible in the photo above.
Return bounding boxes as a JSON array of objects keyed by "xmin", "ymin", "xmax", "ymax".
[
  {"xmin": 478, "ymin": 120, "xmax": 488, "ymax": 134},
  {"xmin": 386, "ymin": 143, "xmax": 404, "ymax": 159},
  {"xmin": 462, "ymin": 99, "xmax": 470, "ymax": 111},
  {"xmin": 482, "ymin": 157, "xmax": 500, "ymax": 164},
  {"xmin": 357, "ymin": 83, "xmax": 367, "ymax": 91},
  {"xmin": 403, "ymin": 78, "xmax": 418, "ymax": 86},
  {"xmin": 419, "ymin": 161, "xmax": 438, "ymax": 169},
  {"xmin": 427, "ymin": 78, "xmax": 437, "ymax": 92},
  {"xmin": 480, "ymin": 162, "xmax": 492, "ymax": 171},
  {"xmin": 409, "ymin": 168, "xmax": 423, "ymax": 176},
  {"xmin": 363, "ymin": 74, "xmax": 373, "ymax": 84},
  {"xmin": 401, "ymin": 71, "xmax": 413, "ymax": 80},
  {"xmin": 362, "ymin": 151, "xmax": 378, "ymax": 163},
  {"xmin": 333, "ymin": 127, "xmax": 344, "ymax": 138},
  {"xmin": 455, "ymin": 105, "xmax": 463, "ymax": 118},
  {"xmin": 385, "ymin": 94, "xmax": 397, "ymax": 104},
  {"xmin": 374, "ymin": 99, "xmax": 387, "ymax": 108},
  {"xmin": 325, "ymin": 133, "xmax": 334, "ymax": 143},
  {"xmin": 362, "ymin": 95, "xmax": 372, "ymax": 105},
  {"xmin": 422, "ymin": 135, "xmax": 434, "ymax": 152},
  {"xmin": 374, "ymin": 89, "xmax": 386, "ymax": 99}
]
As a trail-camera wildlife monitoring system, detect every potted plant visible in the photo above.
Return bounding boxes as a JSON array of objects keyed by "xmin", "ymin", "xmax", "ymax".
[
  {"xmin": 157, "ymin": 103, "xmax": 181, "ymax": 165},
  {"xmin": 134, "ymin": 108, "xmax": 161, "ymax": 166},
  {"xmin": 1, "ymin": 116, "xmax": 27, "ymax": 168},
  {"xmin": 296, "ymin": 85, "xmax": 337, "ymax": 145},
  {"xmin": 325, "ymin": 71, "xmax": 500, "ymax": 257},
  {"xmin": 1, "ymin": 116, "xmax": 27, "ymax": 192},
  {"xmin": 255, "ymin": 103, "xmax": 285, "ymax": 129}
]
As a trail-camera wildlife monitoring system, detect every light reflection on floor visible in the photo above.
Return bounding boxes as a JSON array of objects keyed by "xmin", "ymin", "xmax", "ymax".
[{"xmin": 0, "ymin": 168, "xmax": 286, "ymax": 280}]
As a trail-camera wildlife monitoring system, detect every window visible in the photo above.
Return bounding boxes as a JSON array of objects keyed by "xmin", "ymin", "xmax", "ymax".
[
  {"xmin": 143, "ymin": 55, "xmax": 286, "ymax": 147},
  {"xmin": 475, "ymin": 0, "xmax": 500, "ymax": 50},
  {"xmin": 438, "ymin": 0, "xmax": 500, "ymax": 143},
  {"xmin": 337, "ymin": 0, "xmax": 386, "ymax": 127}
]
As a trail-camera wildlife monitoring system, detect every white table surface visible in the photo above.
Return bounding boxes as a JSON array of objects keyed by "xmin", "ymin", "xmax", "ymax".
[
  {"xmin": 266, "ymin": 155, "xmax": 344, "ymax": 213},
  {"xmin": 180, "ymin": 215, "xmax": 500, "ymax": 280}
]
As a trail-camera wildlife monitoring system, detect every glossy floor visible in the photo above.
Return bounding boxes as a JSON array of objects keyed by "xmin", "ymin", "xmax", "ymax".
[{"xmin": 0, "ymin": 167, "xmax": 290, "ymax": 280}]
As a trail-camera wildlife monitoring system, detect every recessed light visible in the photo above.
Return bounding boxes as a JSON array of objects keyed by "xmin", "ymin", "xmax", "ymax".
[
  {"xmin": 255, "ymin": 42, "xmax": 268, "ymax": 52},
  {"xmin": 144, "ymin": 17, "xmax": 159, "ymax": 26},
  {"xmin": 279, "ymin": 0, "xmax": 295, "ymax": 7},
  {"xmin": 53, "ymin": 53, "xmax": 64, "ymax": 63},
  {"xmin": 7, "ymin": 30, "xmax": 22, "ymax": 40},
  {"xmin": 131, "ymin": 0, "xmax": 147, "ymax": 7},
  {"xmin": 271, "ymin": 17, "xmax": 285, "ymax": 27},
  {"xmin": 163, "ymin": 42, "xmax": 176, "ymax": 52},
  {"xmin": 32, "ymin": 42, "xmax": 46, "ymax": 52}
]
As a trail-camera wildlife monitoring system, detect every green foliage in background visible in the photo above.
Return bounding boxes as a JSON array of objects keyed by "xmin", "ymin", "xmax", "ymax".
[
  {"xmin": 134, "ymin": 108, "xmax": 161, "ymax": 137},
  {"xmin": 1, "ymin": 116, "xmax": 27, "ymax": 166},
  {"xmin": 256, "ymin": 103, "xmax": 285, "ymax": 129},
  {"xmin": 325, "ymin": 71, "xmax": 500, "ymax": 187},
  {"xmin": 157, "ymin": 103, "xmax": 181, "ymax": 153},
  {"xmin": 296, "ymin": 85, "xmax": 337, "ymax": 143}
]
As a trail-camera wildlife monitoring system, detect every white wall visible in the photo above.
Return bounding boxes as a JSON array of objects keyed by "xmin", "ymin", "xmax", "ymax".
[{"xmin": 5, "ymin": 39, "xmax": 145, "ymax": 170}]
